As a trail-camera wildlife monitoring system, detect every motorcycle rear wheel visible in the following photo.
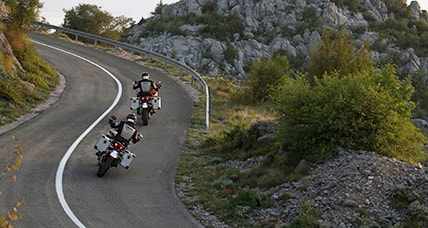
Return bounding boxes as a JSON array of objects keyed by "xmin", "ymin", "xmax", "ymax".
[
  {"xmin": 142, "ymin": 108, "xmax": 149, "ymax": 126},
  {"xmin": 97, "ymin": 156, "xmax": 114, "ymax": 177}
]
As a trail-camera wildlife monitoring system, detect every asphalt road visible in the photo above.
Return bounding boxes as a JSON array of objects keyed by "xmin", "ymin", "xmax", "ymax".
[{"xmin": 0, "ymin": 34, "xmax": 199, "ymax": 228}]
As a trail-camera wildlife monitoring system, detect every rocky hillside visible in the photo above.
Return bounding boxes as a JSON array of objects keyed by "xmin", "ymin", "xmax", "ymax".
[
  {"xmin": 125, "ymin": 0, "xmax": 428, "ymax": 79},
  {"xmin": 0, "ymin": 1, "xmax": 58, "ymax": 125}
]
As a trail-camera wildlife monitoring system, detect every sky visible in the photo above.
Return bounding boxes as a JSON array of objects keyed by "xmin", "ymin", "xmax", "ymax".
[
  {"xmin": 40, "ymin": 0, "xmax": 180, "ymax": 25},
  {"xmin": 40, "ymin": 0, "xmax": 428, "ymax": 26}
]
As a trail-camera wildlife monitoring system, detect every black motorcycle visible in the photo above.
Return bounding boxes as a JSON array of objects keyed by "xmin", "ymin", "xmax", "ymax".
[{"xmin": 95, "ymin": 137, "xmax": 136, "ymax": 177}]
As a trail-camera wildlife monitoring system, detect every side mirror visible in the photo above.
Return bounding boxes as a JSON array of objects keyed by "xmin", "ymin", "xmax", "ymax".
[
  {"xmin": 156, "ymin": 81, "xmax": 162, "ymax": 88},
  {"xmin": 138, "ymin": 134, "xmax": 144, "ymax": 140}
]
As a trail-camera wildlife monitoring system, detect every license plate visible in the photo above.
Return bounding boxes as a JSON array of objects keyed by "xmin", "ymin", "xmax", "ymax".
[{"xmin": 110, "ymin": 150, "xmax": 119, "ymax": 159}]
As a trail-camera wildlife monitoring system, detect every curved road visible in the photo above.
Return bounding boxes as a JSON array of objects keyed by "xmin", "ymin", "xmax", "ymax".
[{"xmin": 0, "ymin": 34, "xmax": 199, "ymax": 228}]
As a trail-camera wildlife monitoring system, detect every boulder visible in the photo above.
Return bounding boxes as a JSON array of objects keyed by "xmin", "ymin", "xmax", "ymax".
[{"xmin": 413, "ymin": 119, "xmax": 428, "ymax": 133}]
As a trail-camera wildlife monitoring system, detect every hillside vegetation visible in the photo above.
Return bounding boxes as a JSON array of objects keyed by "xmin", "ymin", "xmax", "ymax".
[
  {"xmin": 126, "ymin": 0, "xmax": 428, "ymax": 81},
  {"xmin": 0, "ymin": 0, "xmax": 58, "ymax": 126},
  {"xmin": 176, "ymin": 28, "xmax": 428, "ymax": 227}
]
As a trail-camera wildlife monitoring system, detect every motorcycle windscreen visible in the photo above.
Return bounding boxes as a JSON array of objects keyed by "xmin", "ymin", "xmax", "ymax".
[
  {"xmin": 121, "ymin": 124, "xmax": 136, "ymax": 141},
  {"xmin": 140, "ymin": 81, "xmax": 152, "ymax": 93}
]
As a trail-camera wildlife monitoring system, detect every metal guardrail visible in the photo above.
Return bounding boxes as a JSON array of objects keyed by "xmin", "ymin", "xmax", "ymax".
[{"xmin": 33, "ymin": 22, "xmax": 210, "ymax": 130}]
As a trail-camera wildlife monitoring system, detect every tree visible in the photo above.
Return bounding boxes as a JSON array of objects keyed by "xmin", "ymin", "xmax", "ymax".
[
  {"xmin": 308, "ymin": 29, "xmax": 373, "ymax": 79},
  {"xmin": 63, "ymin": 4, "xmax": 113, "ymax": 35},
  {"xmin": 246, "ymin": 55, "xmax": 290, "ymax": 103},
  {"xmin": 152, "ymin": 0, "xmax": 165, "ymax": 16},
  {"xmin": 5, "ymin": 0, "xmax": 42, "ymax": 30},
  {"xmin": 63, "ymin": 4, "xmax": 134, "ymax": 40}
]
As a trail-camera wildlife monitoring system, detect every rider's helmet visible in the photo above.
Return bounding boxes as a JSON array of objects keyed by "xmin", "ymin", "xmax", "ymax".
[
  {"xmin": 126, "ymin": 113, "xmax": 137, "ymax": 126},
  {"xmin": 141, "ymin": 72, "xmax": 150, "ymax": 80}
]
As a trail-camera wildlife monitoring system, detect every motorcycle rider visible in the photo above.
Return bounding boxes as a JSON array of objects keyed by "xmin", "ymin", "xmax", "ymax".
[
  {"xmin": 108, "ymin": 114, "xmax": 142, "ymax": 146},
  {"xmin": 133, "ymin": 72, "xmax": 160, "ymax": 97}
]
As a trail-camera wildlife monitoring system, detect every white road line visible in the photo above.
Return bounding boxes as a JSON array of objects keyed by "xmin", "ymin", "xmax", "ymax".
[{"xmin": 32, "ymin": 40, "xmax": 123, "ymax": 228}]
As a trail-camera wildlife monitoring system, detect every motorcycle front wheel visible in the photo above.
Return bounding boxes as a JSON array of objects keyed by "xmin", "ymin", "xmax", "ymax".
[{"xmin": 97, "ymin": 156, "xmax": 114, "ymax": 177}]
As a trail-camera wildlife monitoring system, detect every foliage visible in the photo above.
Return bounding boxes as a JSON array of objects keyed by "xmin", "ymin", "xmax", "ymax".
[
  {"xmin": 384, "ymin": 0, "xmax": 410, "ymax": 18},
  {"xmin": 170, "ymin": 75, "xmax": 278, "ymax": 226},
  {"xmin": 283, "ymin": 7, "xmax": 322, "ymax": 36},
  {"xmin": 286, "ymin": 201, "xmax": 320, "ymax": 228},
  {"xmin": 331, "ymin": 0, "xmax": 362, "ymax": 12},
  {"xmin": 142, "ymin": 2, "xmax": 244, "ymax": 41},
  {"xmin": 309, "ymin": 30, "xmax": 373, "ymax": 78},
  {"xmin": 246, "ymin": 55, "xmax": 290, "ymax": 103},
  {"xmin": 199, "ymin": 12, "xmax": 243, "ymax": 41},
  {"xmin": 224, "ymin": 43, "xmax": 238, "ymax": 65},
  {"xmin": 411, "ymin": 71, "xmax": 428, "ymax": 117},
  {"xmin": 0, "ymin": 0, "xmax": 58, "ymax": 125},
  {"xmin": 370, "ymin": 1, "xmax": 428, "ymax": 57},
  {"xmin": 4, "ymin": 0, "xmax": 42, "ymax": 30},
  {"xmin": 297, "ymin": 7, "xmax": 322, "ymax": 34},
  {"xmin": 151, "ymin": 0, "xmax": 165, "ymax": 16},
  {"xmin": 63, "ymin": 4, "xmax": 134, "ymax": 40},
  {"xmin": 273, "ymin": 66, "xmax": 427, "ymax": 166}
]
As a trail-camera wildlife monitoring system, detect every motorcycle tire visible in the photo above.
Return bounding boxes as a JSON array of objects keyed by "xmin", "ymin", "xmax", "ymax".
[
  {"xmin": 142, "ymin": 108, "xmax": 149, "ymax": 126},
  {"xmin": 97, "ymin": 156, "xmax": 114, "ymax": 177}
]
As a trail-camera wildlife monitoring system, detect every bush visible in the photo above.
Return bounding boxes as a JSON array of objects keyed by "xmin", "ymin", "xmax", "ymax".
[
  {"xmin": 331, "ymin": 0, "xmax": 362, "ymax": 12},
  {"xmin": 224, "ymin": 43, "xmax": 238, "ymax": 64},
  {"xmin": 309, "ymin": 30, "xmax": 373, "ymax": 78},
  {"xmin": 371, "ymin": 10, "xmax": 428, "ymax": 57},
  {"xmin": 246, "ymin": 55, "xmax": 290, "ymax": 103},
  {"xmin": 301, "ymin": 7, "xmax": 321, "ymax": 30},
  {"xmin": 273, "ymin": 66, "xmax": 427, "ymax": 166},
  {"xmin": 411, "ymin": 71, "xmax": 428, "ymax": 117},
  {"xmin": 142, "ymin": 5, "xmax": 244, "ymax": 41},
  {"xmin": 286, "ymin": 201, "xmax": 320, "ymax": 228},
  {"xmin": 0, "ymin": 0, "xmax": 59, "ymax": 125}
]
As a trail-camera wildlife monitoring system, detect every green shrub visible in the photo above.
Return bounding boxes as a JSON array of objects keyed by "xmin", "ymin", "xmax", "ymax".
[
  {"xmin": 224, "ymin": 43, "xmax": 238, "ymax": 64},
  {"xmin": 0, "ymin": 0, "xmax": 59, "ymax": 126},
  {"xmin": 286, "ymin": 201, "xmax": 320, "ymax": 228},
  {"xmin": 295, "ymin": 7, "xmax": 322, "ymax": 35},
  {"xmin": 142, "ymin": 7, "xmax": 244, "ymax": 41},
  {"xmin": 331, "ymin": 0, "xmax": 362, "ymax": 12},
  {"xmin": 384, "ymin": 0, "xmax": 410, "ymax": 18},
  {"xmin": 246, "ymin": 55, "xmax": 290, "ymax": 103},
  {"xmin": 411, "ymin": 71, "xmax": 428, "ymax": 117},
  {"xmin": 309, "ymin": 30, "xmax": 373, "ymax": 78},
  {"xmin": 225, "ymin": 190, "xmax": 273, "ymax": 211},
  {"xmin": 370, "ymin": 10, "xmax": 428, "ymax": 57},
  {"xmin": 273, "ymin": 66, "xmax": 427, "ymax": 166},
  {"xmin": 199, "ymin": 12, "xmax": 244, "ymax": 41}
]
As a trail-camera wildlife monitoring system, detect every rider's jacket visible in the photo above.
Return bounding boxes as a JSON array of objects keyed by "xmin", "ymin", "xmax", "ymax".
[
  {"xmin": 109, "ymin": 120, "xmax": 140, "ymax": 146},
  {"xmin": 133, "ymin": 79, "xmax": 158, "ymax": 97}
]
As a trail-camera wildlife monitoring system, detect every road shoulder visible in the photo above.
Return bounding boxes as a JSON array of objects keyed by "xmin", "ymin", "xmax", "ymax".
[{"xmin": 0, "ymin": 73, "xmax": 66, "ymax": 136}]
